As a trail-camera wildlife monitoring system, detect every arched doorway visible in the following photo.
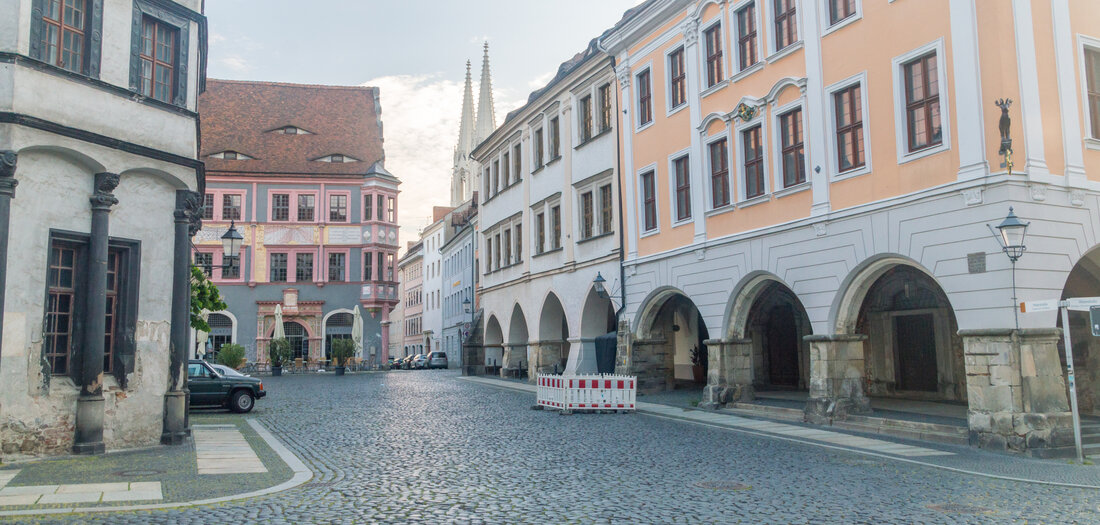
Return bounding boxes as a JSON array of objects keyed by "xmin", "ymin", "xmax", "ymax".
[
  {"xmin": 506, "ymin": 305, "xmax": 529, "ymax": 373},
  {"xmin": 284, "ymin": 321, "xmax": 309, "ymax": 361},
  {"xmin": 207, "ymin": 313, "xmax": 234, "ymax": 358},
  {"xmin": 743, "ymin": 281, "xmax": 811, "ymax": 390},
  {"xmin": 1060, "ymin": 246, "xmax": 1100, "ymax": 414},
  {"xmin": 324, "ymin": 312, "xmax": 354, "ymax": 360},
  {"xmin": 579, "ymin": 286, "xmax": 617, "ymax": 374},
  {"xmin": 484, "ymin": 315, "xmax": 504, "ymax": 370},
  {"xmin": 537, "ymin": 293, "xmax": 570, "ymax": 375},
  {"xmin": 633, "ymin": 289, "xmax": 709, "ymax": 393}
]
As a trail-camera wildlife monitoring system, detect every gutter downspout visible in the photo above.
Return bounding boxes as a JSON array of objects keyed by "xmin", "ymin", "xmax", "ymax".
[{"xmin": 606, "ymin": 54, "xmax": 628, "ymax": 324}]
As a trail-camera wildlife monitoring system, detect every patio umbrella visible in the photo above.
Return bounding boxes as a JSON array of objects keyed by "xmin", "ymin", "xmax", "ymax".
[
  {"xmin": 195, "ymin": 310, "xmax": 210, "ymax": 358},
  {"xmin": 352, "ymin": 305, "xmax": 364, "ymax": 360},
  {"xmin": 273, "ymin": 304, "xmax": 285, "ymax": 340}
]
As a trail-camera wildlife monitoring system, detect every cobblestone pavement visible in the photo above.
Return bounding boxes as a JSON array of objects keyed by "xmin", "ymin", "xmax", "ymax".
[{"xmin": 8, "ymin": 370, "xmax": 1100, "ymax": 524}]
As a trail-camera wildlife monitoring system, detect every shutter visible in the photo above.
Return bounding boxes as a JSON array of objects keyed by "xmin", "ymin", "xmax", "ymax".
[
  {"xmin": 28, "ymin": 0, "xmax": 46, "ymax": 61},
  {"xmin": 87, "ymin": 0, "xmax": 104, "ymax": 78}
]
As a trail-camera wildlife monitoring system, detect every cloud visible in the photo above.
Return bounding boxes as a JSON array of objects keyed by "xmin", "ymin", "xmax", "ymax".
[
  {"xmin": 468, "ymin": 35, "xmax": 492, "ymax": 44},
  {"xmin": 216, "ymin": 56, "xmax": 252, "ymax": 74},
  {"xmin": 527, "ymin": 71, "xmax": 555, "ymax": 89}
]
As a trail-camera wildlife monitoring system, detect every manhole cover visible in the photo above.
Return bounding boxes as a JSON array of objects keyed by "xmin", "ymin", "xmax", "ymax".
[
  {"xmin": 113, "ymin": 469, "xmax": 165, "ymax": 477},
  {"xmin": 694, "ymin": 481, "xmax": 751, "ymax": 491},
  {"xmin": 927, "ymin": 503, "xmax": 991, "ymax": 514}
]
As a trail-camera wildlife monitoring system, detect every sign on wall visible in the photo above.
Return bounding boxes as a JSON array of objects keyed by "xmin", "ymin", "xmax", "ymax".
[{"xmin": 328, "ymin": 227, "xmax": 362, "ymax": 244}]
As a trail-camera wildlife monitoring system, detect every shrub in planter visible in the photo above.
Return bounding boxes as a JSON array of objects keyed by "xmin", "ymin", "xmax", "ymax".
[
  {"xmin": 690, "ymin": 345, "xmax": 708, "ymax": 384},
  {"xmin": 331, "ymin": 339, "xmax": 356, "ymax": 376},
  {"xmin": 215, "ymin": 343, "xmax": 246, "ymax": 369},
  {"xmin": 269, "ymin": 338, "xmax": 293, "ymax": 376}
]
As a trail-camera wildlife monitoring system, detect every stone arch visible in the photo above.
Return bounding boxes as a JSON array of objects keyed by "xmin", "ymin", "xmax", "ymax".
[
  {"xmin": 505, "ymin": 304, "xmax": 529, "ymax": 372},
  {"xmin": 734, "ymin": 277, "xmax": 813, "ymax": 390},
  {"xmin": 16, "ymin": 145, "xmax": 106, "ymax": 174},
  {"xmin": 573, "ymin": 285, "xmax": 617, "ymax": 375},
  {"xmin": 1059, "ymin": 244, "xmax": 1100, "ymax": 414},
  {"xmin": 630, "ymin": 288, "xmax": 710, "ymax": 393},
  {"xmin": 633, "ymin": 286, "xmax": 690, "ymax": 338},
  {"xmin": 535, "ymin": 292, "xmax": 570, "ymax": 375},
  {"xmin": 831, "ymin": 254, "xmax": 938, "ymax": 335},
  {"xmin": 118, "ymin": 166, "xmax": 191, "ymax": 190},
  {"xmin": 322, "ymin": 310, "xmax": 355, "ymax": 360}
]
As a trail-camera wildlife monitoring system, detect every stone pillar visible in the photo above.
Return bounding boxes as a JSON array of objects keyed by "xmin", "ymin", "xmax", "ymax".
[
  {"xmin": 502, "ymin": 343, "xmax": 526, "ymax": 376},
  {"xmin": 629, "ymin": 338, "xmax": 671, "ymax": 394},
  {"xmin": 73, "ymin": 173, "xmax": 119, "ymax": 455},
  {"xmin": 162, "ymin": 190, "xmax": 200, "ymax": 445},
  {"xmin": 960, "ymin": 329, "xmax": 1074, "ymax": 456},
  {"xmin": 804, "ymin": 334, "xmax": 871, "ymax": 424},
  {"xmin": 462, "ymin": 343, "xmax": 485, "ymax": 376},
  {"xmin": 700, "ymin": 338, "xmax": 754, "ymax": 408},
  {"xmin": 380, "ymin": 308, "xmax": 391, "ymax": 364},
  {"xmin": 0, "ymin": 151, "xmax": 17, "ymax": 360},
  {"xmin": 532, "ymin": 340, "xmax": 563, "ymax": 376}
]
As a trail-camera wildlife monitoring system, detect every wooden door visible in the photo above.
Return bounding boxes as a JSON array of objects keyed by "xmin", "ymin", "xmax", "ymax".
[{"xmin": 894, "ymin": 313, "xmax": 938, "ymax": 392}]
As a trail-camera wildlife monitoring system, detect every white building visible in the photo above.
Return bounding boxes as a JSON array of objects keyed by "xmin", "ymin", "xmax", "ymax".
[
  {"xmin": 420, "ymin": 216, "xmax": 446, "ymax": 354},
  {"xmin": 472, "ymin": 40, "xmax": 622, "ymax": 378},
  {"xmin": 441, "ymin": 206, "xmax": 477, "ymax": 368},
  {"xmin": 1, "ymin": 0, "xmax": 207, "ymax": 455}
]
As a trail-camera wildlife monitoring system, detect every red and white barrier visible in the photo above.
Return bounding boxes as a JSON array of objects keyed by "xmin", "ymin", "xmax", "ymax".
[{"xmin": 536, "ymin": 374, "xmax": 636, "ymax": 412}]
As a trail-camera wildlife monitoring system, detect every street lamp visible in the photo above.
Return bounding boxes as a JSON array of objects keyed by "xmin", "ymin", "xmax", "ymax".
[
  {"xmin": 462, "ymin": 297, "xmax": 472, "ymax": 314},
  {"xmin": 988, "ymin": 207, "xmax": 1030, "ymax": 329},
  {"xmin": 221, "ymin": 220, "xmax": 244, "ymax": 261},
  {"xmin": 593, "ymin": 272, "xmax": 608, "ymax": 299}
]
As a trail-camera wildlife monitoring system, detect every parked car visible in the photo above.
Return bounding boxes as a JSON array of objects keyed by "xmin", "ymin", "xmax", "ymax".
[
  {"xmin": 412, "ymin": 354, "xmax": 428, "ymax": 369},
  {"xmin": 187, "ymin": 360, "xmax": 266, "ymax": 413},
  {"xmin": 398, "ymin": 355, "xmax": 414, "ymax": 370},
  {"xmin": 385, "ymin": 357, "xmax": 398, "ymax": 369},
  {"xmin": 427, "ymin": 352, "xmax": 448, "ymax": 369}
]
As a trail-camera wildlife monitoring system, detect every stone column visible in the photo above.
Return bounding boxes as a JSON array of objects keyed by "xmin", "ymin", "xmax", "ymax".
[
  {"xmin": 380, "ymin": 308, "xmax": 391, "ymax": 364},
  {"xmin": 502, "ymin": 343, "xmax": 526, "ymax": 376},
  {"xmin": 960, "ymin": 329, "xmax": 1073, "ymax": 456},
  {"xmin": 73, "ymin": 173, "xmax": 119, "ymax": 455},
  {"xmin": 701, "ymin": 338, "xmax": 754, "ymax": 408},
  {"xmin": 629, "ymin": 337, "xmax": 672, "ymax": 394},
  {"xmin": 162, "ymin": 190, "xmax": 200, "ymax": 445},
  {"xmin": 0, "ymin": 151, "xmax": 17, "ymax": 360},
  {"xmin": 532, "ymin": 340, "xmax": 563, "ymax": 376},
  {"xmin": 804, "ymin": 334, "xmax": 870, "ymax": 424},
  {"xmin": 462, "ymin": 343, "xmax": 485, "ymax": 376}
]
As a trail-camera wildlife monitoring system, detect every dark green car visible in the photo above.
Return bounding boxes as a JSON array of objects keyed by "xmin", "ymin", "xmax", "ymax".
[{"xmin": 187, "ymin": 360, "xmax": 266, "ymax": 413}]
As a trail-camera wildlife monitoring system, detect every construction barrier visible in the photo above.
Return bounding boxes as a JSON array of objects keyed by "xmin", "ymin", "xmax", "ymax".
[{"xmin": 536, "ymin": 374, "xmax": 636, "ymax": 412}]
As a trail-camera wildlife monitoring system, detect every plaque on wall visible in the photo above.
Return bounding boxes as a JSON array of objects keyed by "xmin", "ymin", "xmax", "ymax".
[
  {"xmin": 328, "ymin": 226, "xmax": 362, "ymax": 244},
  {"xmin": 264, "ymin": 226, "xmax": 314, "ymax": 245}
]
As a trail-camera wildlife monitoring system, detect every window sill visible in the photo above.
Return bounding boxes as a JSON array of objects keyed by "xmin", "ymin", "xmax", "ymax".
[
  {"xmin": 704, "ymin": 203, "xmax": 734, "ymax": 218},
  {"xmin": 773, "ymin": 181, "xmax": 810, "ymax": 199},
  {"xmin": 737, "ymin": 194, "xmax": 770, "ymax": 208},
  {"xmin": 730, "ymin": 62, "xmax": 764, "ymax": 84},
  {"xmin": 822, "ymin": 13, "xmax": 861, "ymax": 37},
  {"xmin": 1087, "ymin": 137, "xmax": 1100, "ymax": 151},
  {"xmin": 531, "ymin": 165, "xmax": 545, "ymax": 176},
  {"xmin": 832, "ymin": 164, "xmax": 872, "ymax": 182},
  {"xmin": 897, "ymin": 142, "xmax": 948, "ymax": 165},
  {"xmin": 575, "ymin": 128, "xmax": 613, "ymax": 150},
  {"xmin": 666, "ymin": 102, "xmax": 689, "ymax": 119},
  {"xmin": 767, "ymin": 41, "xmax": 803, "ymax": 64},
  {"xmin": 670, "ymin": 216, "xmax": 693, "ymax": 228},
  {"xmin": 639, "ymin": 227, "xmax": 660, "ymax": 239},
  {"xmin": 699, "ymin": 80, "xmax": 728, "ymax": 99},
  {"xmin": 545, "ymin": 156, "xmax": 562, "ymax": 167},
  {"xmin": 533, "ymin": 247, "xmax": 564, "ymax": 259},
  {"xmin": 635, "ymin": 120, "xmax": 655, "ymax": 134},
  {"xmin": 577, "ymin": 231, "xmax": 614, "ymax": 245}
]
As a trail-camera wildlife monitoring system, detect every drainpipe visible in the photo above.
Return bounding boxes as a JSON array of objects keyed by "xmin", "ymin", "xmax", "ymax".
[
  {"xmin": 607, "ymin": 55, "xmax": 628, "ymax": 324},
  {"xmin": 0, "ymin": 151, "xmax": 17, "ymax": 361}
]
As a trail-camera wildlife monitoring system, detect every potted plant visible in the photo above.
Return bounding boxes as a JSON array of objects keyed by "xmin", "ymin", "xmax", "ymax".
[
  {"xmin": 690, "ymin": 344, "xmax": 708, "ymax": 384},
  {"xmin": 331, "ymin": 338, "xmax": 356, "ymax": 376},
  {"xmin": 269, "ymin": 338, "xmax": 292, "ymax": 376},
  {"xmin": 215, "ymin": 343, "xmax": 246, "ymax": 369}
]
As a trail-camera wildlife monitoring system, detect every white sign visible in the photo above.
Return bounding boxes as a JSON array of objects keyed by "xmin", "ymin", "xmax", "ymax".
[
  {"xmin": 1019, "ymin": 300, "xmax": 1059, "ymax": 313},
  {"xmin": 1067, "ymin": 297, "xmax": 1100, "ymax": 311},
  {"xmin": 328, "ymin": 227, "xmax": 362, "ymax": 245}
]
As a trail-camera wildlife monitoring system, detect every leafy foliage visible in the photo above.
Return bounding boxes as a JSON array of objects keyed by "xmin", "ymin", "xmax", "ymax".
[
  {"xmin": 690, "ymin": 345, "xmax": 708, "ymax": 373},
  {"xmin": 215, "ymin": 343, "xmax": 246, "ymax": 369},
  {"xmin": 268, "ymin": 338, "xmax": 293, "ymax": 367},
  {"xmin": 331, "ymin": 338, "xmax": 356, "ymax": 368},
  {"xmin": 190, "ymin": 265, "xmax": 227, "ymax": 332}
]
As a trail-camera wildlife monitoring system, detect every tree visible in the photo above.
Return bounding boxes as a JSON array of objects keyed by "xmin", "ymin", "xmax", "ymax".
[{"xmin": 191, "ymin": 265, "xmax": 227, "ymax": 332}]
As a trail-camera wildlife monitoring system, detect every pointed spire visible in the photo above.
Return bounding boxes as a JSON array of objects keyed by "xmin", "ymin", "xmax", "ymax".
[
  {"xmin": 474, "ymin": 41, "xmax": 496, "ymax": 145},
  {"xmin": 455, "ymin": 60, "xmax": 477, "ymax": 160}
]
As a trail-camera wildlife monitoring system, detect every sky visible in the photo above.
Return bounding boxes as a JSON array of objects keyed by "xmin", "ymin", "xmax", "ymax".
[{"xmin": 204, "ymin": 0, "xmax": 642, "ymax": 248}]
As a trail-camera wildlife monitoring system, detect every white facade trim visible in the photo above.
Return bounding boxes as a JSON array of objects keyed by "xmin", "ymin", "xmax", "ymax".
[
  {"xmin": 1012, "ymin": 0, "xmax": 1050, "ymax": 178},
  {"xmin": 1052, "ymin": 1, "xmax": 1086, "ymax": 184},
  {"xmin": 820, "ymin": 0, "xmax": 862, "ymax": 37},
  {"xmin": 949, "ymin": 0, "xmax": 988, "ymax": 181},
  {"xmin": 1078, "ymin": 34, "xmax": 1100, "ymax": 151},
  {"xmin": 890, "ymin": 38, "xmax": 952, "ymax": 166}
]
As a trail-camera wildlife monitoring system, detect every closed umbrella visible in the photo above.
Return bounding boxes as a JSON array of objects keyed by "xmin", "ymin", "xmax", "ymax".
[
  {"xmin": 196, "ymin": 310, "xmax": 210, "ymax": 358},
  {"xmin": 352, "ymin": 305, "xmax": 364, "ymax": 362},
  {"xmin": 273, "ymin": 304, "xmax": 285, "ymax": 340}
]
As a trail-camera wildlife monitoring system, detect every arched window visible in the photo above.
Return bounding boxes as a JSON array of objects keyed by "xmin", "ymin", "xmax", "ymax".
[
  {"xmin": 284, "ymin": 321, "xmax": 308, "ymax": 360},
  {"xmin": 208, "ymin": 313, "xmax": 233, "ymax": 357},
  {"xmin": 325, "ymin": 313, "xmax": 354, "ymax": 360}
]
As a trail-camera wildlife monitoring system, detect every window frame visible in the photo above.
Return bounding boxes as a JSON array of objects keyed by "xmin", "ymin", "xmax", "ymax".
[
  {"xmin": 770, "ymin": 0, "xmax": 800, "ymax": 54},
  {"xmin": 773, "ymin": 101, "xmax": 808, "ymax": 192},
  {"xmin": 550, "ymin": 116, "xmax": 562, "ymax": 159},
  {"xmin": 598, "ymin": 83, "xmax": 613, "ymax": 133},
  {"xmin": 822, "ymin": 0, "xmax": 862, "ymax": 35},
  {"xmin": 599, "ymin": 183, "xmax": 614, "ymax": 236},
  {"xmin": 891, "ymin": 39, "xmax": 951, "ymax": 164},
  {"xmin": 579, "ymin": 96, "xmax": 593, "ymax": 143},
  {"xmin": 734, "ymin": 115, "xmax": 769, "ymax": 202},
  {"xmin": 29, "ymin": 0, "xmax": 104, "ymax": 78},
  {"xmin": 703, "ymin": 21, "xmax": 725, "ymax": 89},
  {"xmin": 1083, "ymin": 36, "xmax": 1100, "ymax": 148},
  {"xmin": 826, "ymin": 72, "xmax": 873, "ymax": 180},
  {"xmin": 666, "ymin": 46, "xmax": 688, "ymax": 113},
  {"xmin": 638, "ymin": 166, "xmax": 660, "ymax": 234},
  {"xmin": 580, "ymin": 190, "xmax": 595, "ymax": 239},
  {"xmin": 706, "ymin": 135, "xmax": 733, "ymax": 210},
  {"xmin": 635, "ymin": 66, "xmax": 654, "ymax": 130},
  {"xmin": 669, "ymin": 152, "xmax": 692, "ymax": 224},
  {"xmin": 327, "ymin": 191, "xmax": 351, "ymax": 223},
  {"xmin": 732, "ymin": 0, "xmax": 762, "ymax": 74},
  {"xmin": 127, "ymin": 0, "xmax": 190, "ymax": 107},
  {"xmin": 326, "ymin": 250, "xmax": 349, "ymax": 282}
]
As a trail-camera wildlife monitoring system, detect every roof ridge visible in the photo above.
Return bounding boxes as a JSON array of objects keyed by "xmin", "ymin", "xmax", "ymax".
[{"xmin": 207, "ymin": 78, "xmax": 377, "ymax": 91}]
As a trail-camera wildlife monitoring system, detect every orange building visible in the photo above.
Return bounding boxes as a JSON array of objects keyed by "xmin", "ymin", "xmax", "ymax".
[{"xmin": 600, "ymin": 0, "xmax": 1100, "ymax": 456}]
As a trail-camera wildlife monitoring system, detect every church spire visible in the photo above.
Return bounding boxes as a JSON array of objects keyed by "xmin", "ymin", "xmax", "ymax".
[
  {"xmin": 474, "ymin": 41, "xmax": 496, "ymax": 145},
  {"xmin": 455, "ymin": 60, "xmax": 476, "ymax": 162}
]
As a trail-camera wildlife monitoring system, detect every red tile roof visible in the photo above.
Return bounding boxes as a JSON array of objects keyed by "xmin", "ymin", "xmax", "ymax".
[{"xmin": 199, "ymin": 79, "xmax": 385, "ymax": 177}]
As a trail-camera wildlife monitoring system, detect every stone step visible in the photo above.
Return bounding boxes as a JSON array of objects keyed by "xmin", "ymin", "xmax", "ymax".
[{"xmin": 725, "ymin": 402, "xmax": 968, "ymax": 446}]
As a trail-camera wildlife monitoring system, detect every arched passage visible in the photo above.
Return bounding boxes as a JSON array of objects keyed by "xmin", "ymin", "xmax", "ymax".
[
  {"xmin": 536, "ymin": 293, "xmax": 570, "ymax": 375},
  {"xmin": 1060, "ymin": 245, "xmax": 1100, "ymax": 414},
  {"xmin": 740, "ymin": 281, "xmax": 812, "ymax": 390},
  {"xmin": 484, "ymin": 315, "xmax": 504, "ymax": 369},
  {"xmin": 324, "ymin": 312, "xmax": 354, "ymax": 361},
  {"xmin": 505, "ymin": 305, "xmax": 529, "ymax": 373},
  {"xmin": 633, "ymin": 289, "xmax": 709, "ymax": 393},
  {"xmin": 577, "ymin": 286, "xmax": 618, "ymax": 374}
]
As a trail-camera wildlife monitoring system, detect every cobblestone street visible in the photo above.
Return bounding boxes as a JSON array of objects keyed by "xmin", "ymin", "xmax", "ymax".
[{"xmin": 9, "ymin": 370, "xmax": 1100, "ymax": 524}]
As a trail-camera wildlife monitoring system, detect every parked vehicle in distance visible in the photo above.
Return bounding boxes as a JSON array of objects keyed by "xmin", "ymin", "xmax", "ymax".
[
  {"xmin": 385, "ymin": 357, "xmax": 398, "ymax": 369},
  {"xmin": 208, "ymin": 363, "xmax": 249, "ymax": 377},
  {"xmin": 396, "ymin": 355, "xmax": 413, "ymax": 370},
  {"xmin": 412, "ymin": 354, "xmax": 428, "ymax": 369},
  {"xmin": 187, "ymin": 360, "xmax": 266, "ymax": 413},
  {"xmin": 427, "ymin": 352, "xmax": 448, "ymax": 369}
]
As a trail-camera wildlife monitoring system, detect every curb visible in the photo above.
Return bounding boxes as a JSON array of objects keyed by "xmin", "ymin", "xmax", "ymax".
[
  {"xmin": 458, "ymin": 375, "xmax": 1100, "ymax": 491},
  {"xmin": 0, "ymin": 419, "xmax": 313, "ymax": 517}
]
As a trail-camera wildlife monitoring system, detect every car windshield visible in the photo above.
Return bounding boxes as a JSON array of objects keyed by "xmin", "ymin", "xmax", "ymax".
[{"xmin": 210, "ymin": 364, "xmax": 245, "ymax": 377}]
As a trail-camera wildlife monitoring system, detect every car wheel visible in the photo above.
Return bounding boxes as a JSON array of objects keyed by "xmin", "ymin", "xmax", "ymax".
[{"xmin": 230, "ymin": 390, "xmax": 255, "ymax": 413}]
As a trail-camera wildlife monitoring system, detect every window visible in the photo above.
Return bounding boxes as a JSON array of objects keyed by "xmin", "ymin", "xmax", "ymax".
[
  {"xmin": 743, "ymin": 125, "xmax": 765, "ymax": 199},
  {"xmin": 737, "ymin": 3, "xmax": 758, "ymax": 70},
  {"xmin": 492, "ymin": 160, "xmax": 500, "ymax": 192},
  {"xmin": 581, "ymin": 191, "xmax": 594, "ymax": 239},
  {"xmin": 534, "ymin": 128, "xmax": 545, "ymax": 169},
  {"xmin": 331, "ymin": 154, "xmax": 344, "ymax": 163},
  {"xmin": 201, "ymin": 193, "xmax": 214, "ymax": 220},
  {"xmin": 223, "ymin": 151, "xmax": 238, "ymax": 161},
  {"xmin": 494, "ymin": 234, "xmax": 501, "ymax": 269},
  {"xmin": 377, "ymin": 195, "xmax": 385, "ymax": 221},
  {"xmin": 295, "ymin": 253, "xmax": 313, "ymax": 282},
  {"xmin": 503, "ymin": 152, "xmax": 511, "ymax": 185},
  {"xmin": 270, "ymin": 253, "xmax": 287, "ymax": 282},
  {"xmin": 550, "ymin": 117, "xmax": 561, "ymax": 158},
  {"xmin": 363, "ymin": 251, "xmax": 373, "ymax": 281},
  {"xmin": 705, "ymin": 25, "xmax": 724, "ymax": 87},
  {"xmin": 222, "ymin": 194, "xmax": 242, "ymax": 221},
  {"xmin": 329, "ymin": 195, "xmax": 347, "ymax": 222},
  {"xmin": 829, "ymin": 0, "xmax": 856, "ymax": 25},
  {"xmin": 834, "ymin": 84, "xmax": 865, "ymax": 172},
  {"xmin": 38, "ymin": 0, "xmax": 90, "ymax": 74},
  {"xmin": 551, "ymin": 205, "xmax": 562, "ymax": 249},
  {"xmin": 513, "ymin": 144, "xmax": 523, "ymax": 179},
  {"xmin": 514, "ymin": 224, "xmax": 522, "ymax": 261},
  {"xmin": 388, "ymin": 197, "xmax": 396, "ymax": 222},
  {"xmin": 223, "ymin": 253, "xmax": 240, "ymax": 279},
  {"xmin": 378, "ymin": 252, "xmax": 386, "ymax": 281},
  {"xmin": 328, "ymin": 253, "xmax": 345, "ymax": 282},
  {"xmin": 903, "ymin": 53, "xmax": 942, "ymax": 153},
  {"xmin": 485, "ymin": 239, "xmax": 492, "ymax": 273},
  {"xmin": 503, "ymin": 229, "xmax": 512, "ymax": 265},
  {"xmin": 669, "ymin": 48, "xmax": 686, "ymax": 109},
  {"xmin": 1088, "ymin": 47, "xmax": 1100, "ymax": 139},
  {"xmin": 103, "ymin": 251, "xmax": 120, "ymax": 372},
  {"xmin": 580, "ymin": 96, "xmax": 593, "ymax": 142},
  {"xmin": 139, "ymin": 16, "xmax": 178, "ymax": 103},
  {"xmin": 637, "ymin": 70, "xmax": 653, "ymax": 126},
  {"xmin": 641, "ymin": 170, "xmax": 657, "ymax": 231},
  {"xmin": 779, "ymin": 108, "xmax": 805, "ymax": 187},
  {"xmin": 536, "ymin": 212, "xmax": 546, "ymax": 254},
  {"xmin": 194, "ymin": 252, "xmax": 213, "ymax": 277},
  {"xmin": 709, "ymin": 139, "xmax": 730, "ymax": 208},
  {"xmin": 773, "ymin": 0, "xmax": 798, "ymax": 51},
  {"xmin": 45, "ymin": 243, "xmax": 78, "ymax": 375},
  {"xmin": 386, "ymin": 253, "xmax": 395, "ymax": 280},
  {"xmin": 272, "ymin": 194, "xmax": 290, "ymax": 221},
  {"xmin": 599, "ymin": 84, "xmax": 612, "ymax": 132},
  {"xmin": 599, "ymin": 184, "xmax": 613, "ymax": 235},
  {"xmin": 297, "ymin": 194, "xmax": 315, "ymax": 222},
  {"xmin": 364, "ymin": 194, "xmax": 373, "ymax": 221},
  {"xmin": 674, "ymin": 156, "xmax": 691, "ymax": 221}
]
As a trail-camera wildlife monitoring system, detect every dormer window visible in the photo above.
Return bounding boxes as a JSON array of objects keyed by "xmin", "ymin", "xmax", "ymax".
[
  {"xmin": 210, "ymin": 151, "xmax": 253, "ymax": 160},
  {"xmin": 331, "ymin": 154, "xmax": 344, "ymax": 163},
  {"xmin": 272, "ymin": 126, "xmax": 313, "ymax": 135},
  {"xmin": 314, "ymin": 154, "xmax": 358, "ymax": 163}
]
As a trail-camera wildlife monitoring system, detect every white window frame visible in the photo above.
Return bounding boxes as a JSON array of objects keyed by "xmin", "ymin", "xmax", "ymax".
[
  {"xmin": 636, "ymin": 163, "xmax": 661, "ymax": 236},
  {"xmin": 574, "ymin": 174, "xmax": 616, "ymax": 240},
  {"xmin": 633, "ymin": 61, "xmax": 655, "ymax": 133},
  {"xmin": 821, "ymin": 0, "xmax": 862, "ymax": 36},
  {"xmin": 666, "ymin": 148, "xmax": 694, "ymax": 226},
  {"xmin": 664, "ymin": 44, "xmax": 689, "ymax": 117},
  {"xmin": 1079, "ymin": 34, "xmax": 1100, "ymax": 149},
  {"xmin": 825, "ymin": 71, "xmax": 873, "ymax": 180},
  {"xmin": 729, "ymin": 0, "xmax": 765, "ymax": 80},
  {"xmin": 891, "ymin": 38, "xmax": 951, "ymax": 164},
  {"xmin": 764, "ymin": 0, "xmax": 803, "ymax": 61},
  {"xmin": 733, "ymin": 111, "xmax": 770, "ymax": 205},
  {"xmin": 531, "ymin": 205, "xmax": 547, "ymax": 255},
  {"xmin": 547, "ymin": 197, "xmax": 563, "ymax": 250},
  {"xmin": 770, "ymin": 97, "xmax": 811, "ymax": 197},
  {"xmin": 698, "ymin": 15, "xmax": 730, "ymax": 98},
  {"xmin": 703, "ymin": 129, "xmax": 735, "ymax": 214}
]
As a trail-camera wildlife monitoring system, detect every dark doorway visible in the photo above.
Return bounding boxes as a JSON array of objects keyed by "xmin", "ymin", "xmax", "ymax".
[
  {"xmin": 894, "ymin": 313, "xmax": 937, "ymax": 392},
  {"xmin": 595, "ymin": 332, "xmax": 617, "ymax": 374},
  {"xmin": 765, "ymin": 303, "xmax": 800, "ymax": 387}
]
